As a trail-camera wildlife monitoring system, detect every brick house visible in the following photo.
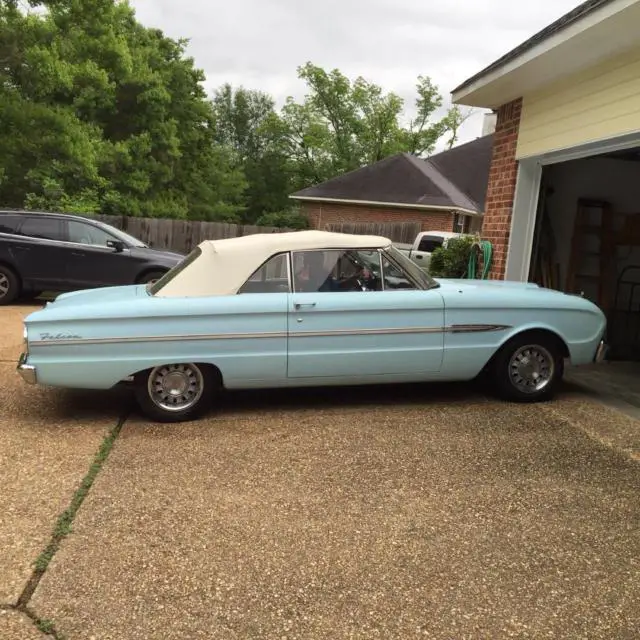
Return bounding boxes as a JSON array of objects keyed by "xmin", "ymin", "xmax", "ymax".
[
  {"xmin": 451, "ymin": 0, "xmax": 640, "ymax": 290},
  {"xmin": 289, "ymin": 134, "xmax": 494, "ymax": 236}
]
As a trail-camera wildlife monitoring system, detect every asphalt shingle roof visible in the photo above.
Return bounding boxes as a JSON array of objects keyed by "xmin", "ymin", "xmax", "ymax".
[{"xmin": 291, "ymin": 134, "xmax": 494, "ymax": 214}]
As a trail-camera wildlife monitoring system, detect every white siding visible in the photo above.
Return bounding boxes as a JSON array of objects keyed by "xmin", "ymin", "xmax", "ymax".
[{"xmin": 517, "ymin": 46, "xmax": 640, "ymax": 159}]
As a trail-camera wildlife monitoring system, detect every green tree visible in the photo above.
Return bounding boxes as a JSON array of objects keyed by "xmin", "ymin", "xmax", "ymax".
[
  {"xmin": 276, "ymin": 62, "xmax": 461, "ymax": 187},
  {"xmin": 212, "ymin": 84, "xmax": 293, "ymax": 221},
  {"xmin": 0, "ymin": 0, "xmax": 246, "ymax": 220}
]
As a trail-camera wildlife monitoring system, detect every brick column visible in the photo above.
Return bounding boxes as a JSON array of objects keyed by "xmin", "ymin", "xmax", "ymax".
[{"xmin": 482, "ymin": 98, "xmax": 522, "ymax": 279}]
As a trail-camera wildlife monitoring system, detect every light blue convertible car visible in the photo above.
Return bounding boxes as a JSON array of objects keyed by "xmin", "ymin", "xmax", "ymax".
[{"xmin": 17, "ymin": 231, "xmax": 607, "ymax": 422}]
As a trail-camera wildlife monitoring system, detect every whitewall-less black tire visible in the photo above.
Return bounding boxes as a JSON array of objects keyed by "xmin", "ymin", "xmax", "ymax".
[
  {"xmin": 137, "ymin": 270, "xmax": 166, "ymax": 285},
  {"xmin": 0, "ymin": 265, "xmax": 20, "ymax": 305},
  {"xmin": 490, "ymin": 333, "xmax": 565, "ymax": 403}
]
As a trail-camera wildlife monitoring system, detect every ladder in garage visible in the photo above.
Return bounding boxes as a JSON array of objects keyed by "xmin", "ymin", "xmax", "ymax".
[{"xmin": 566, "ymin": 198, "xmax": 615, "ymax": 312}]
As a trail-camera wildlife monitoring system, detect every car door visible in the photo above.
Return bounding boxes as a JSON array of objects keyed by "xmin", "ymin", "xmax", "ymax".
[
  {"xmin": 63, "ymin": 218, "xmax": 138, "ymax": 288},
  {"xmin": 11, "ymin": 216, "xmax": 70, "ymax": 290},
  {"xmin": 228, "ymin": 252, "xmax": 290, "ymax": 383},
  {"xmin": 287, "ymin": 248, "xmax": 445, "ymax": 379}
]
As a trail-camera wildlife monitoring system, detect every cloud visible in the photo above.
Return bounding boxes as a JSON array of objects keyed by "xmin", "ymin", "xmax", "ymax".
[{"xmin": 130, "ymin": 0, "xmax": 581, "ymax": 147}]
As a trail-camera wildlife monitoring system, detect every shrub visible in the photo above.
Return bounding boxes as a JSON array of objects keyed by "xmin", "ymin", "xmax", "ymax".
[
  {"xmin": 255, "ymin": 209, "xmax": 310, "ymax": 229},
  {"xmin": 428, "ymin": 235, "xmax": 476, "ymax": 278}
]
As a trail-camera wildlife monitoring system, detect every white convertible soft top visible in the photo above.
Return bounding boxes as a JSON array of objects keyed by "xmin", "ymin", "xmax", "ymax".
[{"xmin": 154, "ymin": 230, "xmax": 392, "ymax": 297}]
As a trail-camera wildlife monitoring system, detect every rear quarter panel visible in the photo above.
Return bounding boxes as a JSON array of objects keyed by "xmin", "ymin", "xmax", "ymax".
[
  {"xmin": 439, "ymin": 284, "xmax": 606, "ymax": 379},
  {"xmin": 25, "ymin": 293, "xmax": 288, "ymax": 389}
]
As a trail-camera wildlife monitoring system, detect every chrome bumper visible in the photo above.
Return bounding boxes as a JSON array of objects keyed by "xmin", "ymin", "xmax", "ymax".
[
  {"xmin": 17, "ymin": 353, "xmax": 37, "ymax": 384},
  {"xmin": 593, "ymin": 340, "xmax": 608, "ymax": 363}
]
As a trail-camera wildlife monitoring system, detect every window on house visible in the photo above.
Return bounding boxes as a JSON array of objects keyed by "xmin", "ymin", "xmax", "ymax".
[{"xmin": 453, "ymin": 214, "xmax": 471, "ymax": 234}]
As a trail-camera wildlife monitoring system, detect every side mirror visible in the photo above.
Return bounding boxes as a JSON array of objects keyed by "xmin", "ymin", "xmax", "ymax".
[{"xmin": 107, "ymin": 240, "xmax": 125, "ymax": 253}]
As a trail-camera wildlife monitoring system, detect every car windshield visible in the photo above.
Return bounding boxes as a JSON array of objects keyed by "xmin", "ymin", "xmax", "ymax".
[
  {"xmin": 147, "ymin": 246, "xmax": 201, "ymax": 295},
  {"xmin": 382, "ymin": 245, "xmax": 440, "ymax": 290}
]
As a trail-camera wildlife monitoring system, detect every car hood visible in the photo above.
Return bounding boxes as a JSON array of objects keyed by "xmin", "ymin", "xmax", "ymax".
[
  {"xmin": 48, "ymin": 284, "xmax": 148, "ymax": 307},
  {"xmin": 130, "ymin": 246, "xmax": 184, "ymax": 264}
]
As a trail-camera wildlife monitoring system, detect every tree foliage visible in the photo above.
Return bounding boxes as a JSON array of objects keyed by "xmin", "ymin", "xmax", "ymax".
[
  {"xmin": 0, "ymin": 0, "xmax": 245, "ymax": 220},
  {"xmin": 1, "ymin": 3, "xmax": 467, "ymax": 226}
]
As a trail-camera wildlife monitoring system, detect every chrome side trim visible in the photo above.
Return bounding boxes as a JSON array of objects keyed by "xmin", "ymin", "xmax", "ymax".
[
  {"xmin": 445, "ymin": 324, "xmax": 512, "ymax": 333},
  {"xmin": 29, "ymin": 323, "xmax": 511, "ymax": 347},
  {"xmin": 30, "ymin": 331, "xmax": 288, "ymax": 347},
  {"xmin": 290, "ymin": 326, "xmax": 443, "ymax": 338}
]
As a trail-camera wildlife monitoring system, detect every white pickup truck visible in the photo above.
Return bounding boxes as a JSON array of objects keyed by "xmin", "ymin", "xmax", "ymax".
[{"xmin": 395, "ymin": 231, "xmax": 463, "ymax": 271}]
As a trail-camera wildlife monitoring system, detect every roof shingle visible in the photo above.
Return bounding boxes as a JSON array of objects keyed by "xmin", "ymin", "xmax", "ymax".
[{"xmin": 290, "ymin": 134, "xmax": 494, "ymax": 214}]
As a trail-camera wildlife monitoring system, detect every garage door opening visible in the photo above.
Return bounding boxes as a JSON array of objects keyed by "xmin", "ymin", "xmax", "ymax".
[{"xmin": 528, "ymin": 146, "xmax": 640, "ymax": 362}]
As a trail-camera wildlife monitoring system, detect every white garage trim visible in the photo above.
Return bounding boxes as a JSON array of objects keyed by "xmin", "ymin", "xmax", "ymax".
[
  {"xmin": 505, "ymin": 160, "xmax": 543, "ymax": 282},
  {"xmin": 529, "ymin": 130, "xmax": 640, "ymax": 165},
  {"xmin": 504, "ymin": 130, "xmax": 640, "ymax": 282}
]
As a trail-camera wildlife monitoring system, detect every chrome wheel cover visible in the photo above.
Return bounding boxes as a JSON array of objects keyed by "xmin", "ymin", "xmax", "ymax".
[
  {"xmin": 0, "ymin": 273, "xmax": 9, "ymax": 299},
  {"xmin": 147, "ymin": 363, "xmax": 204, "ymax": 412},
  {"xmin": 508, "ymin": 344, "xmax": 555, "ymax": 394}
]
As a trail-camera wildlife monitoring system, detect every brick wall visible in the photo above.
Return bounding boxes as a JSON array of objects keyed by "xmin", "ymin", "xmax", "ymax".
[
  {"xmin": 300, "ymin": 201, "xmax": 455, "ymax": 232},
  {"xmin": 482, "ymin": 98, "xmax": 522, "ymax": 279}
]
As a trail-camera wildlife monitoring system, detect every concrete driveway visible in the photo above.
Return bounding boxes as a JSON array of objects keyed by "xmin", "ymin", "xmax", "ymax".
[{"xmin": 1, "ymin": 304, "xmax": 639, "ymax": 639}]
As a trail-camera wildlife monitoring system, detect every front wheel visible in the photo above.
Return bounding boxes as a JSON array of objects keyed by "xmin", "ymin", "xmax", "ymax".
[
  {"xmin": 134, "ymin": 363, "xmax": 217, "ymax": 422},
  {"xmin": 137, "ymin": 270, "xmax": 166, "ymax": 285},
  {"xmin": 490, "ymin": 334, "xmax": 564, "ymax": 402}
]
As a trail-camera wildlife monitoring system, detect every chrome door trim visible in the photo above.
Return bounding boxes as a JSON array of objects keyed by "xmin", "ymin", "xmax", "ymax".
[{"xmin": 29, "ymin": 323, "xmax": 511, "ymax": 347}]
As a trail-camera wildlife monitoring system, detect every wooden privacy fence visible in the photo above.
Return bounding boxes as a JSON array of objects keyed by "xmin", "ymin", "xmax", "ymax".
[
  {"xmin": 93, "ymin": 215, "xmax": 294, "ymax": 254},
  {"xmin": 323, "ymin": 221, "xmax": 422, "ymax": 244},
  {"xmin": 92, "ymin": 215, "xmax": 420, "ymax": 254}
]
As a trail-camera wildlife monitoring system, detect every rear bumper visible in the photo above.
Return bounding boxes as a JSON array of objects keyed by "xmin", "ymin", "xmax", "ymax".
[
  {"xmin": 593, "ymin": 339, "xmax": 608, "ymax": 363},
  {"xmin": 17, "ymin": 352, "xmax": 37, "ymax": 384}
]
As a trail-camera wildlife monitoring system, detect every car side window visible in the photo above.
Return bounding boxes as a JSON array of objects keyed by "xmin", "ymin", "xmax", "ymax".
[
  {"xmin": 293, "ymin": 249, "xmax": 382, "ymax": 293},
  {"xmin": 237, "ymin": 253, "xmax": 290, "ymax": 294},
  {"xmin": 0, "ymin": 215, "xmax": 21, "ymax": 234},
  {"xmin": 67, "ymin": 220, "xmax": 117, "ymax": 246},
  {"xmin": 18, "ymin": 217, "xmax": 65, "ymax": 242},
  {"xmin": 381, "ymin": 254, "xmax": 418, "ymax": 290},
  {"xmin": 417, "ymin": 236, "xmax": 443, "ymax": 253}
]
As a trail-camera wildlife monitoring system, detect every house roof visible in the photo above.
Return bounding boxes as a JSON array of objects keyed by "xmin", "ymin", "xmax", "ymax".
[
  {"xmin": 290, "ymin": 134, "xmax": 494, "ymax": 215},
  {"xmin": 452, "ymin": 0, "xmax": 614, "ymax": 95},
  {"xmin": 427, "ymin": 134, "xmax": 494, "ymax": 211}
]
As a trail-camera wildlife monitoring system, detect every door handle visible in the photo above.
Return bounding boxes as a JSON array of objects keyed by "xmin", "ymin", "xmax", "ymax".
[
  {"xmin": 71, "ymin": 251, "xmax": 86, "ymax": 257},
  {"xmin": 294, "ymin": 302, "xmax": 317, "ymax": 310},
  {"xmin": 415, "ymin": 255, "xmax": 423, "ymax": 259}
]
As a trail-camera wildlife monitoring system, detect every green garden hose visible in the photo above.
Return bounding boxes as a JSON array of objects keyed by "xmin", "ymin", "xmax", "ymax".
[{"xmin": 467, "ymin": 240, "xmax": 493, "ymax": 280}]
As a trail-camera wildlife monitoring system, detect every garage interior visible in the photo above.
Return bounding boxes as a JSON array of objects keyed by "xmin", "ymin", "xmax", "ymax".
[{"xmin": 527, "ymin": 147, "xmax": 640, "ymax": 404}]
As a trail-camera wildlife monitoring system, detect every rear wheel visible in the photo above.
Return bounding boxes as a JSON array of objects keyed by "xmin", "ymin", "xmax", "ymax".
[
  {"xmin": 0, "ymin": 265, "xmax": 20, "ymax": 305},
  {"xmin": 134, "ymin": 362, "xmax": 217, "ymax": 422},
  {"xmin": 490, "ymin": 333, "xmax": 564, "ymax": 402}
]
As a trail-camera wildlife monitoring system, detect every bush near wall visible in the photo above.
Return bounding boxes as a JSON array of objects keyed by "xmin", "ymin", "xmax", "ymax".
[{"xmin": 429, "ymin": 236, "xmax": 476, "ymax": 278}]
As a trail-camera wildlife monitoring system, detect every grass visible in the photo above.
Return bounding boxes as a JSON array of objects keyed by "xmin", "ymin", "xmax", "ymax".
[{"xmin": 11, "ymin": 412, "xmax": 128, "ymax": 638}]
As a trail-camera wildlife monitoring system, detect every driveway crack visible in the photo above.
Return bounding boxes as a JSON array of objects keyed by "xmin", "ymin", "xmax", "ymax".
[{"xmin": 11, "ymin": 404, "xmax": 132, "ymax": 637}]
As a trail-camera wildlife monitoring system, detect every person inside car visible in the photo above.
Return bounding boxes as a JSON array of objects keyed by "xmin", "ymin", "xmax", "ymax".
[{"xmin": 295, "ymin": 251, "xmax": 374, "ymax": 292}]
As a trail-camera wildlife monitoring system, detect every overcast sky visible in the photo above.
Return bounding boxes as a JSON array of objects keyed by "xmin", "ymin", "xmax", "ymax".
[{"xmin": 129, "ymin": 0, "xmax": 581, "ymax": 151}]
